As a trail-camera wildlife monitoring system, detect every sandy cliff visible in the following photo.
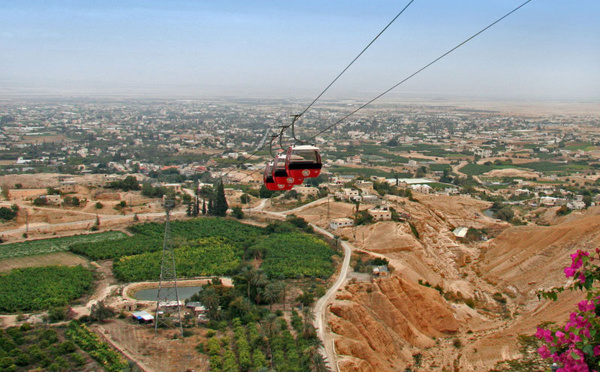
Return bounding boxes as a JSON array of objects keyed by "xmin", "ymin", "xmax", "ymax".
[
  {"xmin": 330, "ymin": 276, "xmax": 460, "ymax": 371},
  {"xmin": 299, "ymin": 196, "xmax": 600, "ymax": 371}
]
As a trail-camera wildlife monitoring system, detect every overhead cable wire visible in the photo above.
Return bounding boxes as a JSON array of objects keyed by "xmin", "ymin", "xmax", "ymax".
[
  {"xmin": 295, "ymin": 0, "xmax": 416, "ymax": 120},
  {"xmin": 219, "ymin": 139, "xmax": 272, "ymax": 180},
  {"xmin": 220, "ymin": 1, "xmax": 416, "ymax": 178},
  {"xmin": 308, "ymin": 0, "xmax": 533, "ymax": 141},
  {"xmin": 225, "ymin": 0, "xmax": 532, "ymax": 183}
]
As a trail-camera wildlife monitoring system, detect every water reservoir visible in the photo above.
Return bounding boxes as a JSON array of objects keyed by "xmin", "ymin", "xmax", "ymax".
[{"xmin": 132, "ymin": 286, "xmax": 203, "ymax": 301}]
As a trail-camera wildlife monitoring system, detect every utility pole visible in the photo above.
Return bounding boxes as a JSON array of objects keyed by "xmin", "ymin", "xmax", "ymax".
[
  {"xmin": 154, "ymin": 199, "xmax": 183, "ymax": 337},
  {"xmin": 25, "ymin": 210, "xmax": 29, "ymax": 234}
]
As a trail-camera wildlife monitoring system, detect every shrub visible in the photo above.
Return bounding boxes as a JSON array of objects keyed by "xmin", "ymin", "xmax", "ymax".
[
  {"xmin": 46, "ymin": 307, "xmax": 68, "ymax": 323},
  {"xmin": 0, "ymin": 207, "xmax": 17, "ymax": 221},
  {"xmin": 231, "ymin": 206, "xmax": 244, "ymax": 219},
  {"xmin": 536, "ymin": 249, "xmax": 600, "ymax": 370}
]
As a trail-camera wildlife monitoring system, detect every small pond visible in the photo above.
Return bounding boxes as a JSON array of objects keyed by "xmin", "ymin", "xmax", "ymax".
[
  {"xmin": 132, "ymin": 286, "xmax": 203, "ymax": 301},
  {"xmin": 483, "ymin": 209, "xmax": 494, "ymax": 218}
]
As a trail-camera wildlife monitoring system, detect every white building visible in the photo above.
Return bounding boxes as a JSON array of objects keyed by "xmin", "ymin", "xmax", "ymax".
[
  {"xmin": 335, "ymin": 188, "xmax": 360, "ymax": 202},
  {"xmin": 411, "ymin": 184, "xmax": 433, "ymax": 194},
  {"xmin": 330, "ymin": 218, "xmax": 354, "ymax": 230},
  {"xmin": 452, "ymin": 227, "xmax": 469, "ymax": 238}
]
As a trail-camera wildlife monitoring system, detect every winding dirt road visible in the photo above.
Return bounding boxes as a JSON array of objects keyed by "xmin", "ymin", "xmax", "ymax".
[{"xmin": 251, "ymin": 197, "xmax": 351, "ymax": 371}]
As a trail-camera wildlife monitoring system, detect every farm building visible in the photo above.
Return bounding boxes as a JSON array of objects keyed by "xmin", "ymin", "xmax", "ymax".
[
  {"xmin": 330, "ymin": 218, "xmax": 354, "ymax": 230},
  {"xmin": 131, "ymin": 311, "xmax": 154, "ymax": 324}
]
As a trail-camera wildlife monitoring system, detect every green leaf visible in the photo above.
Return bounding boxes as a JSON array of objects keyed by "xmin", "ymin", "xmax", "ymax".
[{"xmin": 571, "ymin": 351, "xmax": 580, "ymax": 360}]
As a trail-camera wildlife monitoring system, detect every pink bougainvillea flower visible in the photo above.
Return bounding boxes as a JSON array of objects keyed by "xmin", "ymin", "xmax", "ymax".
[
  {"xmin": 577, "ymin": 300, "xmax": 595, "ymax": 313},
  {"xmin": 538, "ymin": 345, "xmax": 552, "ymax": 359},
  {"xmin": 565, "ymin": 266, "xmax": 577, "ymax": 278}
]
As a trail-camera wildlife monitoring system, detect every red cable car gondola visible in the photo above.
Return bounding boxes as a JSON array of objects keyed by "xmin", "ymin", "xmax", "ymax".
[
  {"xmin": 285, "ymin": 145, "xmax": 322, "ymax": 179},
  {"xmin": 264, "ymin": 161, "xmax": 292, "ymax": 191},
  {"xmin": 273, "ymin": 155, "xmax": 301, "ymax": 187},
  {"xmin": 263, "ymin": 161, "xmax": 280, "ymax": 191}
]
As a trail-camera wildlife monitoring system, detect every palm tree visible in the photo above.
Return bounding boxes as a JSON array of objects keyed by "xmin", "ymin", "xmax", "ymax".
[
  {"xmin": 199, "ymin": 287, "xmax": 220, "ymax": 320},
  {"xmin": 252, "ymin": 270, "xmax": 268, "ymax": 303},
  {"xmin": 276, "ymin": 280, "xmax": 288, "ymax": 310},
  {"xmin": 264, "ymin": 282, "xmax": 282, "ymax": 311},
  {"xmin": 261, "ymin": 313, "xmax": 279, "ymax": 339},
  {"xmin": 240, "ymin": 267, "xmax": 256, "ymax": 299},
  {"xmin": 302, "ymin": 307, "xmax": 315, "ymax": 329},
  {"xmin": 311, "ymin": 352, "xmax": 331, "ymax": 372}
]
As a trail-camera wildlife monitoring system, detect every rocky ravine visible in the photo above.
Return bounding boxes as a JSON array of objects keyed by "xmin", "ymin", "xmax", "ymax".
[
  {"xmin": 298, "ymin": 196, "xmax": 600, "ymax": 371},
  {"xmin": 330, "ymin": 277, "xmax": 460, "ymax": 371}
]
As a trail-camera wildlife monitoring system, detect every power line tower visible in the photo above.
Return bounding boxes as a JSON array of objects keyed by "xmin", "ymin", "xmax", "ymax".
[{"xmin": 154, "ymin": 199, "xmax": 183, "ymax": 337}]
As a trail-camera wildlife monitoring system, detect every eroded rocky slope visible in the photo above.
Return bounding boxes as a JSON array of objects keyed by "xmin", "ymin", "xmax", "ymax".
[{"xmin": 299, "ymin": 196, "xmax": 600, "ymax": 371}]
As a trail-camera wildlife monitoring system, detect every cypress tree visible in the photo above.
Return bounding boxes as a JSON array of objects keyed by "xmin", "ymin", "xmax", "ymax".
[
  {"xmin": 201, "ymin": 199, "xmax": 207, "ymax": 215},
  {"xmin": 208, "ymin": 197, "xmax": 214, "ymax": 215},
  {"xmin": 213, "ymin": 180, "xmax": 229, "ymax": 217},
  {"xmin": 193, "ymin": 196, "xmax": 199, "ymax": 217}
]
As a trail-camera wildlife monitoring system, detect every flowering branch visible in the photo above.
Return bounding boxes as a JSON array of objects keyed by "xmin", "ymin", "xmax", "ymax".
[{"xmin": 535, "ymin": 249, "xmax": 600, "ymax": 372}]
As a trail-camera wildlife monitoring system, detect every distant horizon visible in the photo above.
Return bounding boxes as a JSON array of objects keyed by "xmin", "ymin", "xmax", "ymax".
[
  {"xmin": 2, "ymin": 1, "xmax": 599, "ymax": 103},
  {"xmin": 1, "ymin": 88, "xmax": 599, "ymax": 105}
]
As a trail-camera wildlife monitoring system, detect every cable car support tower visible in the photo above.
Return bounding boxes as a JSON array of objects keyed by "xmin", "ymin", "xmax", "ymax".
[{"xmin": 154, "ymin": 199, "xmax": 184, "ymax": 337}]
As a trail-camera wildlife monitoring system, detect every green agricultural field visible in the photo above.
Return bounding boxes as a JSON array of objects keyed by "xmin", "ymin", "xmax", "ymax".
[
  {"xmin": 328, "ymin": 166, "xmax": 393, "ymax": 178},
  {"xmin": 0, "ymin": 322, "xmax": 108, "ymax": 372},
  {"xmin": 71, "ymin": 217, "xmax": 264, "ymax": 260},
  {"xmin": 566, "ymin": 142, "xmax": 598, "ymax": 151},
  {"xmin": 0, "ymin": 231, "xmax": 127, "ymax": 260},
  {"xmin": 0, "ymin": 265, "xmax": 94, "ymax": 312},
  {"xmin": 70, "ymin": 234, "xmax": 162, "ymax": 260},
  {"xmin": 256, "ymin": 233, "xmax": 337, "ymax": 279},
  {"xmin": 66, "ymin": 322, "xmax": 129, "ymax": 372},
  {"xmin": 113, "ymin": 237, "xmax": 240, "ymax": 282},
  {"xmin": 519, "ymin": 161, "xmax": 591, "ymax": 173},
  {"xmin": 428, "ymin": 182, "xmax": 455, "ymax": 189},
  {"xmin": 398, "ymin": 144, "xmax": 457, "ymax": 158},
  {"xmin": 429, "ymin": 163, "xmax": 452, "ymax": 172},
  {"xmin": 459, "ymin": 160, "xmax": 592, "ymax": 177},
  {"xmin": 459, "ymin": 163, "xmax": 513, "ymax": 176}
]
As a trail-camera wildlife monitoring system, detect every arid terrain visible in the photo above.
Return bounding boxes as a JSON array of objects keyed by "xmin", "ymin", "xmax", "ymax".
[
  {"xmin": 1, "ymin": 172, "xmax": 598, "ymax": 371},
  {"xmin": 291, "ymin": 194, "xmax": 597, "ymax": 371}
]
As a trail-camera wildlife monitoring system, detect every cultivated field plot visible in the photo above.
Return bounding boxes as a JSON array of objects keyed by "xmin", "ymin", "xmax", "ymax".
[
  {"xmin": 0, "ymin": 252, "xmax": 88, "ymax": 272},
  {"xmin": 0, "ymin": 231, "xmax": 127, "ymax": 260},
  {"xmin": 93, "ymin": 320, "xmax": 209, "ymax": 372},
  {"xmin": 0, "ymin": 265, "xmax": 94, "ymax": 312}
]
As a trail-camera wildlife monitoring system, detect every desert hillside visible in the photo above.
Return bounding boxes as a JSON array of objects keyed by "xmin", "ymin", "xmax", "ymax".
[{"xmin": 300, "ymin": 195, "xmax": 598, "ymax": 371}]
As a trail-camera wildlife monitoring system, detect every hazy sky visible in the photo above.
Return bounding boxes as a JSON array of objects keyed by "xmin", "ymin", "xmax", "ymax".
[{"xmin": 1, "ymin": 0, "xmax": 599, "ymax": 101}]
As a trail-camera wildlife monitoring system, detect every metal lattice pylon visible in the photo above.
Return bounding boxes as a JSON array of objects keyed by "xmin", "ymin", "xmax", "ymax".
[{"xmin": 154, "ymin": 199, "xmax": 183, "ymax": 337}]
